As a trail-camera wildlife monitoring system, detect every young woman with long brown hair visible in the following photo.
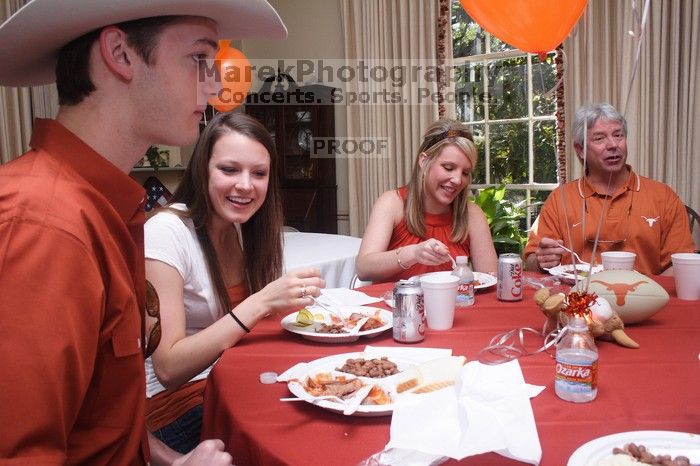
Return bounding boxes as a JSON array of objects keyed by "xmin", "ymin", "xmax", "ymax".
[{"xmin": 143, "ymin": 112, "xmax": 324, "ymax": 453}]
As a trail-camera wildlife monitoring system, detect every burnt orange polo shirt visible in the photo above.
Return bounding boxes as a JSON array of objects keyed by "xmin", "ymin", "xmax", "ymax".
[
  {"xmin": 0, "ymin": 119, "xmax": 148, "ymax": 465},
  {"xmin": 524, "ymin": 168, "xmax": 697, "ymax": 275}
]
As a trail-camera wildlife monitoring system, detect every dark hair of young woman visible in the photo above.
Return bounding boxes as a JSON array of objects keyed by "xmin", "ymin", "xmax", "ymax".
[{"xmin": 167, "ymin": 111, "xmax": 284, "ymax": 315}]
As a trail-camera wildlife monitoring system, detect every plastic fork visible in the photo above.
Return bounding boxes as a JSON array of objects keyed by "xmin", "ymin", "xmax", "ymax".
[
  {"xmin": 558, "ymin": 243, "xmax": 589, "ymax": 266},
  {"xmin": 348, "ymin": 316, "xmax": 370, "ymax": 335},
  {"xmin": 310, "ymin": 296, "xmax": 346, "ymax": 323}
]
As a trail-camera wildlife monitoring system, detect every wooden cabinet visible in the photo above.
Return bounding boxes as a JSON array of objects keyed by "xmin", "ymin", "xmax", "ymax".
[{"xmin": 244, "ymin": 77, "xmax": 337, "ymax": 233}]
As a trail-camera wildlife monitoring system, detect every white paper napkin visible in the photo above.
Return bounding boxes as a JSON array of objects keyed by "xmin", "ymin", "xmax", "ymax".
[
  {"xmin": 386, "ymin": 360, "xmax": 545, "ymax": 465},
  {"xmin": 318, "ymin": 288, "xmax": 383, "ymax": 306}
]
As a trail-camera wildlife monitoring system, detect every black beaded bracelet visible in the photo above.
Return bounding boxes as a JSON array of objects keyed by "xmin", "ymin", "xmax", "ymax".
[{"xmin": 228, "ymin": 310, "xmax": 251, "ymax": 333}]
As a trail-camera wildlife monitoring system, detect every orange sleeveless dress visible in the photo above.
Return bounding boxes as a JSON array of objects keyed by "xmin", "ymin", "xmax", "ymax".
[{"xmin": 385, "ymin": 186, "xmax": 470, "ymax": 282}]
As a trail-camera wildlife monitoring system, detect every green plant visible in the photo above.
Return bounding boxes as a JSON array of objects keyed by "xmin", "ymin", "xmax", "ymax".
[
  {"xmin": 471, "ymin": 185, "xmax": 528, "ymax": 255},
  {"xmin": 144, "ymin": 146, "xmax": 169, "ymax": 171}
]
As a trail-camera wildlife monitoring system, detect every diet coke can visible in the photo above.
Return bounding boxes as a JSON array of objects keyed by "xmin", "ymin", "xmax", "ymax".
[
  {"xmin": 497, "ymin": 253, "xmax": 523, "ymax": 301},
  {"xmin": 392, "ymin": 280, "xmax": 426, "ymax": 343}
]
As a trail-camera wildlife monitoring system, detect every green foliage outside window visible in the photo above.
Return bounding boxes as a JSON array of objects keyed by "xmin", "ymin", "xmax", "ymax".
[
  {"xmin": 452, "ymin": 0, "xmax": 558, "ymax": 205},
  {"xmin": 471, "ymin": 185, "xmax": 528, "ymax": 255}
]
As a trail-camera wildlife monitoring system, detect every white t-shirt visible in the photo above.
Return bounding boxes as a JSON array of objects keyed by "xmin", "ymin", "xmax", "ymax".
[{"xmin": 143, "ymin": 204, "xmax": 223, "ymax": 398}]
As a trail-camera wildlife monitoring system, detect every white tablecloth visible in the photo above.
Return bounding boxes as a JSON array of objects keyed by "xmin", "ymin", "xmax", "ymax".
[{"xmin": 282, "ymin": 232, "xmax": 362, "ymax": 289}]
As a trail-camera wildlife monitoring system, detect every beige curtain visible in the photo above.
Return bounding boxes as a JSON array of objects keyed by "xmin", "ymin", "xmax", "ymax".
[
  {"xmin": 0, "ymin": 0, "xmax": 59, "ymax": 163},
  {"xmin": 563, "ymin": 0, "xmax": 700, "ymax": 226},
  {"xmin": 341, "ymin": 0, "xmax": 441, "ymax": 236}
]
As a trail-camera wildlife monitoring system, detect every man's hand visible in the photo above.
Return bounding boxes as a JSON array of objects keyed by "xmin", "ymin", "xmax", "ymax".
[
  {"xmin": 528, "ymin": 237, "xmax": 567, "ymax": 270},
  {"xmin": 172, "ymin": 439, "xmax": 232, "ymax": 466}
]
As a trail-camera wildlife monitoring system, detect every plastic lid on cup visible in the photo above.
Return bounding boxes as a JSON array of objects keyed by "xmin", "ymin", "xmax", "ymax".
[{"xmin": 420, "ymin": 271, "xmax": 459, "ymax": 285}]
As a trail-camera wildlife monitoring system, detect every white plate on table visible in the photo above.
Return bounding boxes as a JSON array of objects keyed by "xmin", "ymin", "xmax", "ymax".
[
  {"xmin": 286, "ymin": 351, "xmax": 418, "ymax": 417},
  {"xmin": 280, "ymin": 306, "xmax": 392, "ymax": 343},
  {"xmin": 548, "ymin": 264, "xmax": 604, "ymax": 284},
  {"xmin": 473, "ymin": 271, "xmax": 497, "ymax": 290},
  {"xmin": 567, "ymin": 430, "xmax": 700, "ymax": 466},
  {"xmin": 408, "ymin": 271, "xmax": 497, "ymax": 291}
]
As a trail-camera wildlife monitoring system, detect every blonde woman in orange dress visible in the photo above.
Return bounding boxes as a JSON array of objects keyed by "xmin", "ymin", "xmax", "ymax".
[{"xmin": 356, "ymin": 119, "xmax": 497, "ymax": 283}]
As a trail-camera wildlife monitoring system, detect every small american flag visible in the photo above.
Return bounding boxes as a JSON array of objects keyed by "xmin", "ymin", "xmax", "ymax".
[{"xmin": 143, "ymin": 176, "xmax": 172, "ymax": 212}]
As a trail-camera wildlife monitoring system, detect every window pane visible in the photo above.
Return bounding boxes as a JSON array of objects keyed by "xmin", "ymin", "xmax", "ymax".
[
  {"xmin": 489, "ymin": 122, "xmax": 528, "ymax": 184},
  {"xmin": 531, "ymin": 190, "xmax": 553, "ymax": 204},
  {"xmin": 488, "ymin": 57, "xmax": 528, "ymax": 120},
  {"xmin": 504, "ymin": 189, "xmax": 529, "ymax": 234},
  {"xmin": 528, "ymin": 190, "xmax": 554, "ymax": 225},
  {"xmin": 505, "ymin": 189, "xmax": 526, "ymax": 203},
  {"xmin": 533, "ymin": 120, "xmax": 557, "ymax": 183},
  {"xmin": 451, "ymin": 0, "xmax": 556, "ymax": 206},
  {"xmin": 455, "ymin": 62, "xmax": 485, "ymax": 122},
  {"xmin": 532, "ymin": 53, "xmax": 557, "ymax": 117},
  {"xmin": 490, "ymin": 34, "xmax": 514, "ymax": 53},
  {"xmin": 467, "ymin": 123, "xmax": 485, "ymax": 184},
  {"xmin": 451, "ymin": 4, "xmax": 485, "ymax": 57}
]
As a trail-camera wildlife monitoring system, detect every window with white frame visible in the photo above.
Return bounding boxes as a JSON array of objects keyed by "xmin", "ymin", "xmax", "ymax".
[{"xmin": 451, "ymin": 1, "xmax": 559, "ymax": 223}]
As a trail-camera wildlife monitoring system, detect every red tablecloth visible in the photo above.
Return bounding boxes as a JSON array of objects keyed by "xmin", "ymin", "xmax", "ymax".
[{"xmin": 201, "ymin": 276, "xmax": 700, "ymax": 466}]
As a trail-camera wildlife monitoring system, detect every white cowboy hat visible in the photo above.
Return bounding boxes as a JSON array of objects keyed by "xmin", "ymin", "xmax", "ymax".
[{"xmin": 0, "ymin": 0, "xmax": 287, "ymax": 87}]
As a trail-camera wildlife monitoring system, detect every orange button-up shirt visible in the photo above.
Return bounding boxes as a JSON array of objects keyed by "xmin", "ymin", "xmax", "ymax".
[
  {"xmin": 0, "ymin": 119, "xmax": 148, "ymax": 465},
  {"xmin": 524, "ymin": 168, "xmax": 697, "ymax": 275}
]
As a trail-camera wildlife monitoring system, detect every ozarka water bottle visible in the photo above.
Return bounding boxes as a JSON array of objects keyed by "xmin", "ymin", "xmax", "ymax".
[
  {"xmin": 452, "ymin": 256, "xmax": 474, "ymax": 307},
  {"xmin": 554, "ymin": 316, "xmax": 598, "ymax": 402}
]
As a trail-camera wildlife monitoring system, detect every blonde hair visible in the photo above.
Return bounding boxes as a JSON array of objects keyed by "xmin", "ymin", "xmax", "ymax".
[{"xmin": 405, "ymin": 119, "xmax": 477, "ymax": 243}]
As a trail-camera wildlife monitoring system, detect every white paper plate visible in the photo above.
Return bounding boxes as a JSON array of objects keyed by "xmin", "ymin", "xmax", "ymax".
[
  {"xmin": 280, "ymin": 306, "xmax": 392, "ymax": 343},
  {"xmin": 408, "ymin": 271, "xmax": 497, "ymax": 291},
  {"xmin": 567, "ymin": 430, "xmax": 700, "ymax": 466},
  {"xmin": 286, "ymin": 351, "xmax": 418, "ymax": 417},
  {"xmin": 548, "ymin": 264, "xmax": 604, "ymax": 284},
  {"xmin": 473, "ymin": 271, "xmax": 497, "ymax": 290}
]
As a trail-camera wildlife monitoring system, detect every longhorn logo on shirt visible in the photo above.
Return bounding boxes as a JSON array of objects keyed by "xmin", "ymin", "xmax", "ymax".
[
  {"xmin": 589, "ymin": 280, "xmax": 647, "ymax": 306},
  {"xmin": 641, "ymin": 215, "xmax": 659, "ymax": 227}
]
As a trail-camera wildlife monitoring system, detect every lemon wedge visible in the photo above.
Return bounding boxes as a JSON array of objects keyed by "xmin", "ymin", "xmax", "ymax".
[{"xmin": 293, "ymin": 308, "xmax": 315, "ymax": 327}]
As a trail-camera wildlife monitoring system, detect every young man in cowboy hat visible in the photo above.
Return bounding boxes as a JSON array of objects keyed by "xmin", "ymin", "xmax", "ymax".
[
  {"xmin": 0, "ymin": 1, "xmax": 286, "ymax": 464},
  {"xmin": 524, "ymin": 103, "xmax": 696, "ymax": 276}
]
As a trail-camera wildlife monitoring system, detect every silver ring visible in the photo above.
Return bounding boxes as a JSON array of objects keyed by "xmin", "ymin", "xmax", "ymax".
[{"xmin": 300, "ymin": 285, "xmax": 307, "ymax": 298}]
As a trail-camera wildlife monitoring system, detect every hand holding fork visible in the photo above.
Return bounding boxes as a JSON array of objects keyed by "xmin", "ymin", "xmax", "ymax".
[{"xmin": 536, "ymin": 237, "xmax": 590, "ymax": 271}]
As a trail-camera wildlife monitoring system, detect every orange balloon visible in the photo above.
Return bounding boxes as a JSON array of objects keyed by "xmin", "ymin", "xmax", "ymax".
[
  {"xmin": 459, "ymin": 0, "xmax": 587, "ymax": 57},
  {"xmin": 208, "ymin": 40, "xmax": 253, "ymax": 112}
]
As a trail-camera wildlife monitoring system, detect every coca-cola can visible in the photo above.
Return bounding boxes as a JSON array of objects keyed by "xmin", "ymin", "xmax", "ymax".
[
  {"xmin": 392, "ymin": 280, "xmax": 426, "ymax": 343},
  {"xmin": 497, "ymin": 253, "xmax": 523, "ymax": 301}
]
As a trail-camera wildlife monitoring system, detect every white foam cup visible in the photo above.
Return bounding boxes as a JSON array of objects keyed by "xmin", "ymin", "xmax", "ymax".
[
  {"xmin": 601, "ymin": 251, "xmax": 636, "ymax": 271},
  {"xmin": 671, "ymin": 253, "xmax": 700, "ymax": 300},
  {"xmin": 420, "ymin": 272, "xmax": 459, "ymax": 330}
]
